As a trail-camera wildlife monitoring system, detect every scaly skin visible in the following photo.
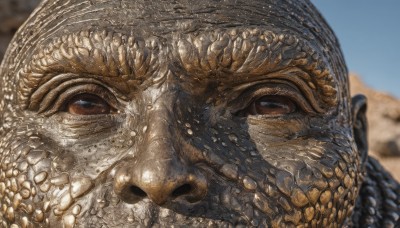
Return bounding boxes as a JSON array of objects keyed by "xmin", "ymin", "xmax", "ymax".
[{"xmin": 0, "ymin": 0, "xmax": 399, "ymax": 227}]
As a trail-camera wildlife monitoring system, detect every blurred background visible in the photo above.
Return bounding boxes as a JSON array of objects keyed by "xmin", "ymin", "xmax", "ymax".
[
  {"xmin": 312, "ymin": 1, "xmax": 400, "ymax": 180},
  {"xmin": 311, "ymin": 0, "xmax": 400, "ymax": 98}
]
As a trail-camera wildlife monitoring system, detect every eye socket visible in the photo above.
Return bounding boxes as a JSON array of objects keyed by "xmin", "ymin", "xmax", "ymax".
[
  {"xmin": 66, "ymin": 93, "xmax": 112, "ymax": 115},
  {"xmin": 245, "ymin": 95, "xmax": 296, "ymax": 116}
]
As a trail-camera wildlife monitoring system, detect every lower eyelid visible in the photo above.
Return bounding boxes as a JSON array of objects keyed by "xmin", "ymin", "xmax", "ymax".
[
  {"xmin": 53, "ymin": 112, "xmax": 125, "ymax": 130},
  {"xmin": 46, "ymin": 113, "xmax": 121, "ymax": 139}
]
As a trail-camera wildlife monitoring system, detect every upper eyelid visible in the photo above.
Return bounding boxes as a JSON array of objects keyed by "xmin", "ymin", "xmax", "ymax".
[
  {"xmin": 229, "ymin": 84, "xmax": 316, "ymax": 115},
  {"xmin": 27, "ymin": 74, "xmax": 125, "ymax": 112},
  {"xmin": 35, "ymin": 84, "xmax": 119, "ymax": 116},
  {"xmin": 250, "ymin": 89, "xmax": 313, "ymax": 113},
  {"xmin": 222, "ymin": 69, "xmax": 330, "ymax": 114}
]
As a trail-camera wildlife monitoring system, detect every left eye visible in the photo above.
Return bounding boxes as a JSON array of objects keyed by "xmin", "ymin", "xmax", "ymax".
[
  {"xmin": 245, "ymin": 95, "xmax": 296, "ymax": 116},
  {"xmin": 66, "ymin": 94, "xmax": 112, "ymax": 115}
]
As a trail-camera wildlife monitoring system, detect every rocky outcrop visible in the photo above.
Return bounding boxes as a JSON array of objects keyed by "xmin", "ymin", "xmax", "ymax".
[{"xmin": 350, "ymin": 74, "xmax": 400, "ymax": 181}]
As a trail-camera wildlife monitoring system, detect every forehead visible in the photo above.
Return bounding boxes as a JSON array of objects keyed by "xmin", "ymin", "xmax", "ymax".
[
  {"xmin": 15, "ymin": 0, "xmax": 341, "ymax": 71},
  {"xmin": 9, "ymin": 0, "xmax": 345, "ymax": 70},
  {"xmin": 22, "ymin": 0, "xmax": 338, "ymax": 47}
]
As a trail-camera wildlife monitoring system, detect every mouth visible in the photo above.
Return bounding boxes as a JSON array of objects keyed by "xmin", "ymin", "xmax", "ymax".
[
  {"xmin": 49, "ymin": 178, "xmax": 260, "ymax": 227},
  {"xmin": 74, "ymin": 207, "xmax": 244, "ymax": 227},
  {"xmin": 59, "ymin": 190, "xmax": 250, "ymax": 227}
]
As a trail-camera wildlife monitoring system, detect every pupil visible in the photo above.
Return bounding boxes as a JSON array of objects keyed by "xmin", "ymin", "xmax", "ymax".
[
  {"xmin": 67, "ymin": 94, "xmax": 111, "ymax": 115},
  {"xmin": 249, "ymin": 95, "xmax": 295, "ymax": 116},
  {"xmin": 76, "ymin": 99, "xmax": 97, "ymax": 109},
  {"xmin": 258, "ymin": 101, "xmax": 285, "ymax": 109}
]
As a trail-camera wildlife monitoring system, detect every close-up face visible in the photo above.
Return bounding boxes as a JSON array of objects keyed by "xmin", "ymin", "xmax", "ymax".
[{"xmin": 0, "ymin": 0, "xmax": 368, "ymax": 227}]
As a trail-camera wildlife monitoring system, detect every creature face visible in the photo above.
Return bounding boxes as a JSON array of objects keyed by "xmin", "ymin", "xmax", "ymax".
[{"xmin": 0, "ymin": 0, "xmax": 367, "ymax": 227}]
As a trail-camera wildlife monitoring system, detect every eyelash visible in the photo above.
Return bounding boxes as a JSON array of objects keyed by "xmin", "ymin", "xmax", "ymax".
[
  {"xmin": 35, "ymin": 84, "xmax": 118, "ymax": 116},
  {"xmin": 231, "ymin": 84, "xmax": 315, "ymax": 117}
]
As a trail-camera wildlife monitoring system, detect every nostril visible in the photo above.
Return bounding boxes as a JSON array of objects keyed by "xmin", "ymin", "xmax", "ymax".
[
  {"xmin": 129, "ymin": 185, "xmax": 147, "ymax": 197},
  {"xmin": 172, "ymin": 184, "xmax": 193, "ymax": 198}
]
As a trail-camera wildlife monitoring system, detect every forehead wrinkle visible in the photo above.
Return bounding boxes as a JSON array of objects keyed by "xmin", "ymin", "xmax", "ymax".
[
  {"xmin": 10, "ymin": 0, "xmax": 341, "ymax": 71},
  {"xmin": 18, "ymin": 30, "xmax": 162, "ymax": 109},
  {"xmin": 12, "ymin": 1, "xmax": 92, "ymax": 71},
  {"xmin": 174, "ymin": 29, "xmax": 338, "ymax": 108}
]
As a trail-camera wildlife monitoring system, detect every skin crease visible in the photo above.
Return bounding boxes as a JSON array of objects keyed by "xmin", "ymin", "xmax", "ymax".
[{"xmin": 0, "ymin": 0, "xmax": 399, "ymax": 227}]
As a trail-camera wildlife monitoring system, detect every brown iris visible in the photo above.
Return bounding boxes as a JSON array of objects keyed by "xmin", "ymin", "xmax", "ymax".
[
  {"xmin": 247, "ymin": 95, "xmax": 296, "ymax": 116},
  {"xmin": 67, "ymin": 94, "xmax": 111, "ymax": 115}
]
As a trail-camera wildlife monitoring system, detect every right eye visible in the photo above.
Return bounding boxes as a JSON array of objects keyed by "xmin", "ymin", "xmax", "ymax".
[
  {"xmin": 66, "ymin": 93, "xmax": 112, "ymax": 115},
  {"xmin": 245, "ymin": 95, "xmax": 297, "ymax": 116}
]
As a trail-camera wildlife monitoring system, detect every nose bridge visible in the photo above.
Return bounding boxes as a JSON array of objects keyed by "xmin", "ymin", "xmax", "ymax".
[
  {"xmin": 136, "ymin": 107, "xmax": 185, "ymax": 187},
  {"xmin": 136, "ymin": 101, "xmax": 186, "ymax": 187},
  {"xmin": 113, "ymin": 98, "xmax": 208, "ymax": 205},
  {"xmin": 142, "ymin": 102, "xmax": 177, "ymax": 161}
]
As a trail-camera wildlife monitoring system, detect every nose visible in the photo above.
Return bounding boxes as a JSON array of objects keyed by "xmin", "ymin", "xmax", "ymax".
[
  {"xmin": 113, "ymin": 106, "xmax": 208, "ymax": 205},
  {"xmin": 113, "ymin": 154, "xmax": 208, "ymax": 205}
]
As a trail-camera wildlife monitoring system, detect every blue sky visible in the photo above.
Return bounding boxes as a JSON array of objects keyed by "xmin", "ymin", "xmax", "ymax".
[{"xmin": 310, "ymin": 1, "xmax": 400, "ymax": 98}]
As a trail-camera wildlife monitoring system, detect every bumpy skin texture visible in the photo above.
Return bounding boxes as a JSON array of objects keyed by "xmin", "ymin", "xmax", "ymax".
[{"xmin": 0, "ymin": 0, "xmax": 399, "ymax": 227}]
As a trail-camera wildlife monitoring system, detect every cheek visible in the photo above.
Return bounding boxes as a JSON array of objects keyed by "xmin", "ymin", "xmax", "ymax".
[
  {"xmin": 247, "ymin": 118, "xmax": 305, "ymax": 140},
  {"xmin": 0, "ymin": 129, "xmax": 53, "ymax": 226},
  {"xmin": 244, "ymin": 133, "xmax": 362, "ymax": 225},
  {"xmin": 37, "ymin": 118, "xmax": 136, "ymax": 180},
  {"xmin": 0, "ymin": 127, "xmax": 132, "ymax": 227},
  {"xmin": 56, "ymin": 135, "xmax": 135, "ymax": 179}
]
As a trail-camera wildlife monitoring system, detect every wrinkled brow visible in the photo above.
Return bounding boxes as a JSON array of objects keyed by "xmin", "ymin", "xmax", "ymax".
[
  {"xmin": 18, "ymin": 29, "xmax": 337, "ymax": 111},
  {"xmin": 173, "ymin": 29, "xmax": 337, "ymax": 109},
  {"xmin": 18, "ymin": 30, "xmax": 165, "ymax": 109}
]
